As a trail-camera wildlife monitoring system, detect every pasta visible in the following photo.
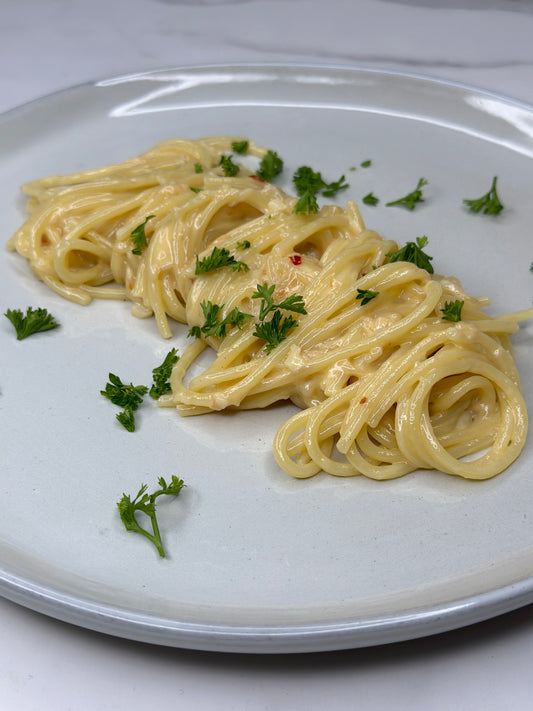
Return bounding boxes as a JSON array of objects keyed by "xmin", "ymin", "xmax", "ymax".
[{"xmin": 7, "ymin": 137, "xmax": 531, "ymax": 481}]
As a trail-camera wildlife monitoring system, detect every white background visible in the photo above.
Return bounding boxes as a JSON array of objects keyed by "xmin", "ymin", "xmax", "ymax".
[{"xmin": 2, "ymin": 1, "xmax": 533, "ymax": 709}]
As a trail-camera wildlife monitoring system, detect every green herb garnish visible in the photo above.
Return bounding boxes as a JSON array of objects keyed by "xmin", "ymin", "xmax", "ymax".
[
  {"xmin": 252, "ymin": 283, "xmax": 307, "ymax": 320},
  {"xmin": 194, "ymin": 162, "xmax": 203, "ymax": 173},
  {"xmin": 362, "ymin": 192, "xmax": 379, "ymax": 206},
  {"xmin": 4, "ymin": 306, "xmax": 59, "ymax": 340},
  {"xmin": 256, "ymin": 150, "xmax": 283, "ymax": 182},
  {"xmin": 116, "ymin": 407, "xmax": 136, "ymax": 432},
  {"xmin": 231, "ymin": 140, "xmax": 249, "ymax": 154},
  {"xmin": 294, "ymin": 191, "xmax": 320, "ymax": 215},
  {"xmin": 356, "ymin": 288, "xmax": 379, "ymax": 305},
  {"xmin": 386, "ymin": 178, "xmax": 428, "ymax": 210},
  {"xmin": 219, "ymin": 154, "xmax": 240, "ymax": 177},
  {"xmin": 441, "ymin": 300, "xmax": 464, "ymax": 322},
  {"xmin": 360, "ymin": 160, "xmax": 372, "ymax": 168},
  {"xmin": 463, "ymin": 176, "xmax": 504, "ymax": 215},
  {"xmin": 292, "ymin": 165, "xmax": 349, "ymax": 215},
  {"xmin": 131, "ymin": 215, "xmax": 155, "ymax": 255},
  {"xmin": 236, "ymin": 239, "xmax": 251, "ymax": 250},
  {"xmin": 117, "ymin": 476, "xmax": 186, "ymax": 558},
  {"xmin": 386, "ymin": 235, "xmax": 434, "ymax": 274},
  {"xmin": 150, "ymin": 348, "xmax": 179, "ymax": 399},
  {"xmin": 195, "ymin": 246, "xmax": 249, "ymax": 274},
  {"xmin": 101, "ymin": 373, "xmax": 148, "ymax": 432},
  {"xmin": 249, "ymin": 283, "xmax": 306, "ymax": 353},
  {"xmin": 188, "ymin": 301, "xmax": 252, "ymax": 339},
  {"xmin": 253, "ymin": 310, "xmax": 299, "ymax": 354}
]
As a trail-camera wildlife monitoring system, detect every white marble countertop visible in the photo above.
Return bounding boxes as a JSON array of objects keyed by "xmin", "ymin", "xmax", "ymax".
[{"xmin": 2, "ymin": 1, "xmax": 533, "ymax": 708}]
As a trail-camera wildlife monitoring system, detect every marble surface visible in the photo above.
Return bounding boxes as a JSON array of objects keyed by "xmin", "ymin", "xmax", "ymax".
[{"xmin": 2, "ymin": 0, "xmax": 533, "ymax": 708}]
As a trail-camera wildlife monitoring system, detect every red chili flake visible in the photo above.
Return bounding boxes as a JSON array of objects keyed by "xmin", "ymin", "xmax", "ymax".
[
  {"xmin": 289, "ymin": 254, "xmax": 302, "ymax": 265},
  {"xmin": 359, "ymin": 397, "xmax": 367, "ymax": 404},
  {"xmin": 249, "ymin": 174, "xmax": 265, "ymax": 182}
]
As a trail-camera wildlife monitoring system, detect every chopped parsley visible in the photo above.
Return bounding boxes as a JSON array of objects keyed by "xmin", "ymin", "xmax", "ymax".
[
  {"xmin": 131, "ymin": 215, "xmax": 155, "ymax": 255},
  {"xmin": 253, "ymin": 310, "xmax": 299, "ymax": 354},
  {"xmin": 386, "ymin": 178, "xmax": 428, "ymax": 210},
  {"xmin": 116, "ymin": 407, "xmax": 136, "ymax": 432},
  {"xmin": 194, "ymin": 162, "xmax": 203, "ymax": 173},
  {"xmin": 360, "ymin": 160, "xmax": 372, "ymax": 168},
  {"xmin": 150, "ymin": 348, "xmax": 179, "ymax": 399},
  {"xmin": 250, "ymin": 283, "xmax": 306, "ymax": 353},
  {"xmin": 441, "ymin": 300, "xmax": 464, "ymax": 322},
  {"xmin": 101, "ymin": 373, "xmax": 148, "ymax": 432},
  {"xmin": 188, "ymin": 301, "xmax": 252, "ymax": 340},
  {"xmin": 195, "ymin": 246, "xmax": 249, "ymax": 274},
  {"xmin": 294, "ymin": 191, "xmax": 320, "ymax": 216},
  {"xmin": 117, "ymin": 476, "xmax": 186, "ymax": 558},
  {"xmin": 356, "ymin": 288, "xmax": 379, "ymax": 305},
  {"xmin": 293, "ymin": 165, "xmax": 349, "ymax": 215},
  {"xmin": 219, "ymin": 154, "xmax": 240, "ymax": 177},
  {"xmin": 236, "ymin": 239, "xmax": 251, "ymax": 250},
  {"xmin": 386, "ymin": 236, "xmax": 434, "ymax": 274},
  {"xmin": 256, "ymin": 150, "xmax": 283, "ymax": 182},
  {"xmin": 362, "ymin": 192, "xmax": 379, "ymax": 206},
  {"xmin": 463, "ymin": 176, "xmax": 504, "ymax": 215},
  {"xmin": 4, "ymin": 306, "xmax": 59, "ymax": 340},
  {"xmin": 231, "ymin": 140, "xmax": 249, "ymax": 154},
  {"xmin": 252, "ymin": 283, "xmax": 307, "ymax": 320}
]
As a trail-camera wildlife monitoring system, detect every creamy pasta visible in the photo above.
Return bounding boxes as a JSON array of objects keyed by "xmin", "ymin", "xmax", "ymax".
[{"xmin": 7, "ymin": 137, "xmax": 531, "ymax": 480}]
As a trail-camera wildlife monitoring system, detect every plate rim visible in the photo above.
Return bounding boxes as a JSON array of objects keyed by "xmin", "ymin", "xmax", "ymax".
[
  {"xmin": 3, "ymin": 60, "xmax": 533, "ymax": 123},
  {"xmin": 2, "ymin": 61, "xmax": 533, "ymax": 654}
]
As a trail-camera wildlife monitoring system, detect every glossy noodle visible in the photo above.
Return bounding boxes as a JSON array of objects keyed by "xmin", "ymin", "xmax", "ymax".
[{"xmin": 7, "ymin": 137, "xmax": 531, "ymax": 480}]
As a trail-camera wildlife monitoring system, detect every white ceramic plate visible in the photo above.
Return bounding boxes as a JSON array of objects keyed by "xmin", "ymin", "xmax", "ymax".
[{"xmin": 1, "ymin": 65, "xmax": 532, "ymax": 654}]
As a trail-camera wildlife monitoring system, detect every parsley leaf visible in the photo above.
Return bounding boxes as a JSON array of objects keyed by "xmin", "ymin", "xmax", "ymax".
[
  {"xmin": 101, "ymin": 373, "xmax": 148, "ymax": 432},
  {"xmin": 219, "ymin": 155, "xmax": 240, "ymax": 177},
  {"xmin": 360, "ymin": 160, "xmax": 372, "ymax": 168},
  {"xmin": 117, "ymin": 476, "xmax": 186, "ymax": 557},
  {"xmin": 441, "ymin": 300, "xmax": 464, "ymax": 322},
  {"xmin": 188, "ymin": 301, "xmax": 252, "ymax": 339},
  {"xmin": 386, "ymin": 178, "xmax": 428, "ymax": 210},
  {"xmin": 195, "ymin": 246, "xmax": 249, "ymax": 274},
  {"xmin": 150, "ymin": 348, "xmax": 179, "ymax": 399},
  {"xmin": 356, "ymin": 288, "xmax": 379, "ymax": 305},
  {"xmin": 231, "ymin": 140, "xmax": 249, "ymax": 154},
  {"xmin": 256, "ymin": 150, "xmax": 283, "ymax": 182},
  {"xmin": 116, "ymin": 407, "xmax": 136, "ymax": 433},
  {"xmin": 188, "ymin": 325, "xmax": 202, "ymax": 339},
  {"xmin": 386, "ymin": 235, "xmax": 434, "ymax": 274},
  {"xmin": 131, "ymin": 215, "xmax": 155, "ymax": 255},
  {"xmin": 463, "ymin": 176, "xmax": 504, "ymax": 215},
  {"xmin": 292, "ymin": 165, "xmax": 349, "ymax": 215},
  {"xmin": 293, "ymin": 166, "xmax": 327, "ymax": 196},
  {"xmin": 250, "ymin": 283, "xmax": 306, "ymax": 353},
  {"xmin": 252, "ymin": 283, "xmax": 307, "ymax": 320},
  {"xmin": 253, "ymin": 310, "xmax": 299, "ymax": 354},
  {"xmin": 321, "ymin": 175, "xmax": 349, "ymax": 197},
  {"xmin": 362, "ymin": 192, "xmax": 379, "ymax": 206},
  {"xmin": 236, "ymin": 239, "xmax": 251, "ymax": 250},
  {"xmin": 194, "ymin": 162, "xmax": 203, "ymax": 173},
  {"xmin": 294, "ymin": 191, "xmax": 320, "ymax": 215},
  {"xmin": 4, "ymin": 306, "xmax": 59, "ymax": 340}
]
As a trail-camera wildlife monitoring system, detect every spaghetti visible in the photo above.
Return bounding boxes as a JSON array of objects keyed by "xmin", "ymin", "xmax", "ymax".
[{"xmin": 7, "ymin": 137, "xmax": 530, "ymax": 480}]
